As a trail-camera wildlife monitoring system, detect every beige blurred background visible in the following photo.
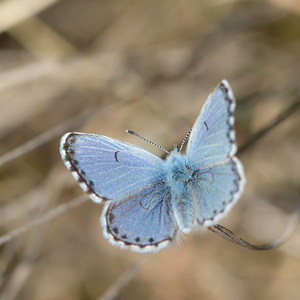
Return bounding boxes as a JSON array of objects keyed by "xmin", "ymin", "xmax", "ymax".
[{"xmin": 0, "ymin": 0, "xmax": 300, "ymax": 299}]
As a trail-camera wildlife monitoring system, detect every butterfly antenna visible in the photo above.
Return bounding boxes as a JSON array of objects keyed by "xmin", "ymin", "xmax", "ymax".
[
  {"xmin": 179, "ymin": 128, "xmax": 192, "ymax": 152},
  {"xmin": 126, "ymin": 130, "xmax": 170, "ymax": 154}
]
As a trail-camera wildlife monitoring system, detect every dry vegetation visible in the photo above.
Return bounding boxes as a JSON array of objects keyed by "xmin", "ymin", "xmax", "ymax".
[{"xmin": 0, "ymin": 0, "xmax": 300, "ymax": 299}]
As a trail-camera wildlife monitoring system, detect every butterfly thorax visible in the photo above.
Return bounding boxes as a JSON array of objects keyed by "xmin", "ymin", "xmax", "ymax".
[{"xmin": 165, "ymin": 150, "xmax": 195, "ymax": 233}]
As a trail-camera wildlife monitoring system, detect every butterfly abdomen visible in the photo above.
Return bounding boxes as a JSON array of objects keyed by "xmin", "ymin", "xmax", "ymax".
[{"xmin": 166, "ymin": 151, "xmax": 195, "ymax": 233}]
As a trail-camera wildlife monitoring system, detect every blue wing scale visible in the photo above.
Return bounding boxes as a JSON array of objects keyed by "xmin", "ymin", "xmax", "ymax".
[
  {"xmin": 60, "ymin": 132, "xmax": 164, "ymax": 203},
  {"xmin": 186, "ymin": 80, "xmax": 237, "ymax": 166},
  {"xmin": 190, "ymin": 157, "xmax": 245, "ymax": 226},
  {"xmin": 101, "ymin": 181, "xmax": 178, "ymax": 252}
]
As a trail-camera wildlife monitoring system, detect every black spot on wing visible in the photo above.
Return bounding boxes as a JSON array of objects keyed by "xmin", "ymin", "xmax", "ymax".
[
  {"xmin": 226, "ymin": 132, "xmax": 235, "ymax": 144},
  {"xmin": 87, "ymin": 180, "xmax": 95, "ymax": 194},
  {"xmin": 108, "ymin": 212, "xmax": 115, "ymax": 223},
  {"xmin": 220, "ymin": 82, "xmax": 228, "ymax": 93},
  {"xmin": 114, "ymin": 151, "xmax": 120, "ymax": 162},
  {"xmin": 204, "ymin": 121, "xmax": 208, "ymax": 131}
]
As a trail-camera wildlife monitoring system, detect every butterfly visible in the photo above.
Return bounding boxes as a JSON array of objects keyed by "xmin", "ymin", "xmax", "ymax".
[{"xmin": 60, "ymin": 80, "xmax": 245, "ymax": 253}]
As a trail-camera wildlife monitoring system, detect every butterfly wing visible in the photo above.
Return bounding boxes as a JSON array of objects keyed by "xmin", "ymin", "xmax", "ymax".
[
  {"xmin": 186, "ymin": 80, "xmax": 237, "ymax": 166},
  {"xmin": 60, "ymin": 132, "xmax": 165, "ymax": 203},
  {"xmin": 186, "ymin": 80, "xmax": 245, "ymax": 225},
  {"xmin": 101, "ymin": 180, "xmax": 178, "ymax": 252},
  {"xmin": 189, "ymin": 158, "xmax": 244, "ymax": 226}
]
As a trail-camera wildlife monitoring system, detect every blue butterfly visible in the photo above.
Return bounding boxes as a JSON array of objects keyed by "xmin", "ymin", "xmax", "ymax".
[{"xmin": 60, "ymin": 80, "xmax": 245, "ymax": 252}]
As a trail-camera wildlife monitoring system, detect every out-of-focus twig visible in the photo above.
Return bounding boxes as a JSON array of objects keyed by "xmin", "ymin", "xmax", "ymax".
[
  {"xmin": 0, "ymin": 228, "xmax": 45, "ymax": 300},
  {"xmin": 238, "ymin": 97, "xmax": 300, "ymax": 155},
  {"xmin": 0, "ymin": 60, "xmax": 59, "ymax": 91},
  {"xmin": 98, "ymin": 255, "xmax": 151, "ymax": 300},
  {"xmin": 0, "ymin": 0, "xmax": 61, "ymax": 33},
  {"xmin": 0, "ymin": 107, "xmax": 97, "ymax": 167},
  {"xmin": 0, "ymin": 195, "xmax": 88, "ymax": 247},
  {"xmin": 9, "ymin": 17, "xmax": 76, "ymax": 59}
]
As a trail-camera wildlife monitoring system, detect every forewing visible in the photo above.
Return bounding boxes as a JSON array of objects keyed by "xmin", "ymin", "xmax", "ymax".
[
  {"xmin": 60, "ymin": 132, "xmax": 164, "ymax": 203},
  {"xmin": 190, "ymin": 158, "xmax": 245, "ymax": 226},
  {"xmin": 101, "ymin": 180, "xmax": 178, "ymax": 252},
  {"xmin": 186, "ymin": 80, "xmax": 237, "ymax": 165}
]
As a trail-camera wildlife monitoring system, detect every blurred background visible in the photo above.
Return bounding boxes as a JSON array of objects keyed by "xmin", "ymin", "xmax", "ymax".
[{"xmin": 0, "ymin": 0, "xmax": 299, "ymax": 299}]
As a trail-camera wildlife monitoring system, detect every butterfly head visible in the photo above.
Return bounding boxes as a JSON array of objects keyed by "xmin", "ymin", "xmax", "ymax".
[
  {"xmin": 173, "ymin": 145, "xmax": 181, "ymax": 153},
  {"xmin": 166, "ymin": 149, "xmax": 193, "ymax": 183}
]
